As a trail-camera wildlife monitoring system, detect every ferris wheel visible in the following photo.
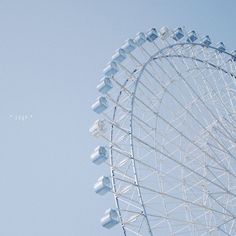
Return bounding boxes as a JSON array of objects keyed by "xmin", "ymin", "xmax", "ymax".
[{"xmin": 89, "ymin": 26, "xmax": 236, "ymax": 236}]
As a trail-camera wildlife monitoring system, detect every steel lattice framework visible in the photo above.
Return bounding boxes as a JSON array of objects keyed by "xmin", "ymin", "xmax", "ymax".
[{"xmin": 90, "ymin": 26, "xmax": 236, "ymax": 236}]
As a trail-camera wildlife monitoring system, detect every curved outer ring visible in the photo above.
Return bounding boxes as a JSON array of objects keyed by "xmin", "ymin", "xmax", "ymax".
[{"xmin": 110, "ymin": 41, "xmax": 236, "ymax": 235}]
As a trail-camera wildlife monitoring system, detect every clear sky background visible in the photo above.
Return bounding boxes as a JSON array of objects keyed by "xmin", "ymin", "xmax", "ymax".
[{"xmin": 0, "ymin": 0, "xmax": 235, "ymax": 235}]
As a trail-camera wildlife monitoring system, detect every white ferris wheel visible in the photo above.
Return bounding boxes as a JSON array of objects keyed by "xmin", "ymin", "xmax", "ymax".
[{"xmin": 90, "ymin": 26, "xmax": 236, "ymax": 236}]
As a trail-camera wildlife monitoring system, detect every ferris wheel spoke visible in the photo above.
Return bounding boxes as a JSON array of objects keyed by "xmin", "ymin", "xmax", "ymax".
[
  {"xmin": 112, "ymin": 147, "xmax": 225, "ymax": 201},
  {"xmin": 141, "ymin": 60, "xmax": 236, "ymax": 166},
  {"xmin": 162, "ymin": 52, "xmax": 236, "ymax": 141},
  {"xmin": 131, "ymin": 133, "xmax": 236, "ymax": 199},
  {"xmin": 127, "ymin": 113, "xmax": 236, "ymax": 202},
  {"xmin": 125, "ymin": 209, "xmax": 217, "ymax": 232},
  {"xmin": 131, "ymin": 97, "xmax": 236, "ymax": 182},
  {"xmin": 112, "ymin": 148, "xmax": 234, "ymax": 208},
  {"xmin": 150, "ymin": 54, "xmax": 236, "ymax": 167},
  {"xmin": 122, "ymin": 203, "xmax": 219, "ymax": 234},
  {"xmin": 151, "ymin": 55, "xmax": 236, "ymax": 157},
  {"xmin": 156, "ymin": 46, "xmax": 235, "ymax": 120},
  {"xmin": 201, "ymin": 49, "xmax": 236, "ymax": 115},
  {"xmin": 188, "ymin": 60, "xmax": 233, "ymax": 123},
  {"xmin": 115, "ymin": 176, "xmax": 234, "ymax": 220}
]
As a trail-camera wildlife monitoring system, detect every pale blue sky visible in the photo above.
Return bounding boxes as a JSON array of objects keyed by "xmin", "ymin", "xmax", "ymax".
[{"xmin": 0, "ymin": 0, "xmax": 235, "ymax": 235}]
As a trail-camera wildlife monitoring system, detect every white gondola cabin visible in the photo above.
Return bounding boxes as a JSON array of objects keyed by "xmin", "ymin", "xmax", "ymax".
[
  {"xmin": 216, "ymin": 42, "xmax": 225, "ymax": 53},
  {"xmin": 134, "ymin": 32, "xmax": 146, "ymax": 46},
  {"xmin": 91, "ymin": 146, "xmax": 108, "ymax": 165},
  {"xmin": 103, "ymin": 61, "xmax": 119, "ymax": 77},
  {"xmin": 89, "ymin": 119, "xmax": 106, "ymax": 137},
  {"xmin": 121, "ymin": 39, "xmax": 136, "ymax": 54},
  {"xmin": 94, "ymin": 176, "xmax": 111, "ymax": 195},
  {"xmin": 97, "ymin": 77, "xmax": 113, "ymax": 94},
  {"xmin": 101, "ymin": 208, "xmax": 119, "ymax": 229},
  {"xmin": 201, "ymin": 35, "xmax": 211, "ymax": 46},
  {"xmin": 160, "ymin": 26, "xmax": 170, "ymax": 40},
  {"xmin": 92, "ymin": 96, "xmax": 108, "ymax": 114},
  {"xmin": 146, "ymin": 28, "xmax": 158, "ymax": 42},
  {"xmin": 172, "ymin": 27, "xmax": 184, "ymax": 41},
  {"xmin": 187, "ymin": 30, "xmax": 197, "ymax": 43},
  {"xmin": 112, "ymin": 48, "xmax": 126, "ymax": 64}
]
